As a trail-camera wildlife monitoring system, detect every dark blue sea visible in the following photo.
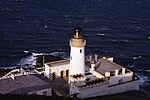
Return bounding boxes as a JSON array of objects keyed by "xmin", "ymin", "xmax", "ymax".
[{"xmin": 0, "ymin": 0, "xmax": 150, "ymax": 91}]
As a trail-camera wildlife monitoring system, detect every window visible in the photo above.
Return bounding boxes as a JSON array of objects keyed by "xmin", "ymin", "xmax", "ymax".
[
  {"xmin": 80, "ymin": 49, "xmax": 82, "ymax": 53},
  {"xmin": 52, "ymin": 72, "xmax": 56, "ymax": 80},
  {"xmin": 60, "ymin": 71, "xmax": 64, "ymax": 78}
]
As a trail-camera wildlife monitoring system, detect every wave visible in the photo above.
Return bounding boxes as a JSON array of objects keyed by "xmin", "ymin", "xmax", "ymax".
[
  {"xmin": 137, "ymin": 74, "xmax": 150, "ymax": 86},
  {"xmin": 0, "ymin": 66, "xmax": 18, "ymax": 69},
  {"xmin": 136, "ymin": 69, "xmax": 150, "ymax": 73},
  {"xmin": 17, "ymin": 55, "xmax": 36, "ymax": 68},
  {"xmin": 97, "ymin": 33, "xmax": 110, "ymax": 36},
  {"xmin": 126, "ymin": 64, "xmax": 150, "ymax": 73},
  {"xmin": 32, "ymin": 53, "xmax": 52, "ymax": 56},
  {"xmin": 146, "ymin": 70, "xmax": 150, "ymax": 72},
  {"xmin": 120, "ymin": 39, "xmax": 134, "ymax": 43},
  {"xmin": 125, "ymin": 64, "xmax": 150, "ymax": 87},
  {"xmin": 131, "ymin": 56, "xmax": 142, "ymax": 60},
  {"xmin": 97, "ymin": 33, "xmax": 105, "ymax": 36},
  {"xmin": 31, "ymin": 51, "xmax": 68, "ymax": 59},
  {"xmin": 50, "ymin": 52, "xmax": 68, "ymax": 59},
  {"xmin": 108, "ymin": 39, "xmax": 134, "ymax": 43},
  {"xmin": 17, "ymin": 51, "xmax": 68, "ymax": 68}
]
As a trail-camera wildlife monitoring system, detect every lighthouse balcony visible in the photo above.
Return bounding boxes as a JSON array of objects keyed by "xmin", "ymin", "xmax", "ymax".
[
  {"xmin": 70, "ymin": 39, "xmax": 86, "ymax": 47},
  {"xmin": 70, "ymin": 74, "xmax": 85, "ymax": 80}
]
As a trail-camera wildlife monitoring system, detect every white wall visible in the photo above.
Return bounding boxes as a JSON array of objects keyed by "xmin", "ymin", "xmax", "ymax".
[
  {"xmin": 45, "ymin": 64, "xmax": 50, "ymax": 77},
  {"xmin": 51, "ymin": 64, "xmax": 69, "ymax": 77},
  {"xmin": 45, "ymin": 64, "xmax": 69, "ymax": 78},
  {"xmin": 78, "ymin": 79, "xmax": 139, "ymax": 98},
  {"xmin": 79, "ymin": 84, "xmax": 108, "ymax": 98},
  {"xmin": 109, "ymin": 72, "xmax": 133, "ymax": 86},
  {"xmin": 108, "ymin": 80, "xmax": 139, "ymax": 95},
  {"xmin": 70, "ymin": 46, "xmax": 85, "ymax": 75}
]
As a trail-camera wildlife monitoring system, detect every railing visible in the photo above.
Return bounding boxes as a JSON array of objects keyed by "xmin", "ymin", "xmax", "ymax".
[{"xmin": 79, "ymin": 78, "xmax": 108, "ymax": 89}]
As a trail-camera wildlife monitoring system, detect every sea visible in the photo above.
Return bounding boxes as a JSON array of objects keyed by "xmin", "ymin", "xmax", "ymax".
[{"xmin": 0, "ymin": 0, "xmax": 150, "ymax": 92}]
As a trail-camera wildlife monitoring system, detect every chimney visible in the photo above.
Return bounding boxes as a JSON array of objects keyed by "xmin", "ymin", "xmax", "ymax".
[
  {"xmin": 115, "ymin": 69, "xmax": 119, "ymax": 76},
  {"xmin": 122, "ymin": 68, "xmax": 126, "ymax": 74},
  {"xmin": 107, "ymin": 57, "xmax": 113, "ymax": 62},
  {"xmin": 91, "ymin": 63, "xmax": 95, "ymax": 71},
  {"xmin": 89, "ymin": 55, "xmax": 92, "ymax": 63},
  {"xmin": 95, "ymin": 54, "xmax": 98, "ymax": 62},
  {"xmin": 105, "ymin": 72, "xmax": 110, "ymax": 77},
  {"xmin": 11, "ymin": 74, "xmax": 15, "ymax": 80}
]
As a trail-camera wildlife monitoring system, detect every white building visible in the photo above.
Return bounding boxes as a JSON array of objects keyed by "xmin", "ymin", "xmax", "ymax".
[
  {"xmin": 44, "ymin": 27, "xmax": 139, "ymax": 98},
  {"xmin": 45, "ymin": 59, "xmax": 70, "ymax": 79},
  {"xmin": 0, "ymin": 69, "xmax": 52, "ymax": 96}
]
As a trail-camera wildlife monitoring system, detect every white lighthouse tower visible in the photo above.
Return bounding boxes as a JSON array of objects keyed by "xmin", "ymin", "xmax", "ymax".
[
  {"xmin": 69, "ymin": 27, "xmax": 86, "ymax": 96},
  {"xmin": 69, "ymin": 27, "xmax": 86, "ymax": 77}
]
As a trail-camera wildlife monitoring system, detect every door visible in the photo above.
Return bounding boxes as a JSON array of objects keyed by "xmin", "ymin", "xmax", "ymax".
[
  {"xmin": 61, "ymin": 71, "xmax": 64, "ymax": 78},
  {"xmin": 52, "ymin": 72, "xmax": 55, "ymax": 80},
  {"xmin": 66, "ymin": 70, "xmax": 69, "ymax": 77}
]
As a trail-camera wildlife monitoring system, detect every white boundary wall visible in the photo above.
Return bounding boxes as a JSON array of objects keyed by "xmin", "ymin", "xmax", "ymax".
[
  {"xmin": 108, "ymin": 80, "xmax": 139, "ymax": 95},
  {"xmin": 79, "ymin": 84, "xmax": 108, "ymax": 98},
  {"xmin": 109, "ymin": 72, "xmax": 133, "ymax": 86},
  {"xmin": 78, "ymin": 80, "xmax": 139, "ymax": 98}
]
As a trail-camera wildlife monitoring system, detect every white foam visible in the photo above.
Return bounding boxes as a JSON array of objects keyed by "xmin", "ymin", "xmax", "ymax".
[
  {"xmin": 121, "ymin": 39, "xmax": 134, "ymax": 43},
  {"xmin": 17, "ymin": 55, "xmax": 36, "ymax": 67},
  {"xmin": 44, "ymin": 26, "xmax": 48, "ymax": 28},
  {"xmin": 111, "ymin": 40, "xmax": 117, "ymax": 42},
  {"xmin": 84, "ymin": 20, "xmax": 88, "ymax": 23},
  {"xmin": 137, "ymin": 74, "xmax": 150, "ymax": 86},
  {"xmin": 132, "ymin": 56, "xmax": 141, "ymax": 60},
  {"xmin": 0, "ymin": 66, "xmax": 18, "ymax": 69},
  {"xmin": 101, "ymin": 27, "xmax": 110, "ymax": 30},
  {"xmin": 97, "ymin": 33, "xmax": 105, "ymax": 36},
  {"xmin": 24, "ymin": 50, "xmax": 30, "ymax": 53},
  {"xmin": 137, "ymin": 69, "xmax": 150, "ymax": 73},
  {"xmin": 31, "ymin": 51, "xmax": 68, "ymax": 59},
  {"xmin": 68, "ymin": 21, "xmax": 72, "ymax": 24},
  {"xmin": 126, "ymin": 64, "xmax": 135, "ymax": 68},
  {"xmin": 65, "ymin": 15, "xmax": 69, "ymax": 18},
  {"xmin": 50, "ymin": 52, "xmax": 68, "ymax": 59},
  {"xmin": 18, "ymin": 51, "xmax": 68, "ymax": 68},
  {"xmin": 136, "ymin": 1, "xmax": 141, "ymax": 4},
  {"xmin": 146, "ymin": 70, "xmax": 150, "ymax": 72},
  {"xmin": 126, "ymin": 64, "xmax": 150, "ymax": 86},
  {"xmin": 32, "ymin": 53, "xmax": 51, "ymax": 56}
]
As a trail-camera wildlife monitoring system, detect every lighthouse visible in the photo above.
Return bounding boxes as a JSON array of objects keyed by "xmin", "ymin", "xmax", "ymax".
[
  {"xmin": 69, "ymin": 27, "xmax": 86, "ymax": 77},
  {"xmin": 69, "ymin": 27, "xmax": 86, "ymax": 96}
]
